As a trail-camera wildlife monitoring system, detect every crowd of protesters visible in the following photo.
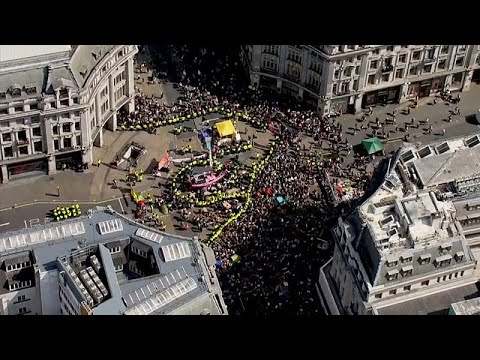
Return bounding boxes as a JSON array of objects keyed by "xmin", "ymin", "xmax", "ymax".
[{"xmin": 128, "ymin": 45, "xmax": 380, "ymax": 315}]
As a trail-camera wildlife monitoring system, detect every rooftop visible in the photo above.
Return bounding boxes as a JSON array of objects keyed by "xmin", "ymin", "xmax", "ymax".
[
  {"xmin": 0, "ymin": 208, "xmax": 227, "ymax": 315},
  {"xmin": 449, "ymin": 296, "xmax": 480, "ymax": 315},
  {"xmin": 375, "ymin": 282, "xmax": 480, "ymax": 315},
  {"xmin": 0, "ymin": 45, "xmax": 71, "ymax": 63},
  {"xmin": 69, "ymin": 45, "xmax": 116, "ymax": 87}
]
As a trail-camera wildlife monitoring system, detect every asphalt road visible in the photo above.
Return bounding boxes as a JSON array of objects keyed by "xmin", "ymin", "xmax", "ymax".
[{"xmin": 0, "ymin": 198, "xmax": 128, "ymax": 233}]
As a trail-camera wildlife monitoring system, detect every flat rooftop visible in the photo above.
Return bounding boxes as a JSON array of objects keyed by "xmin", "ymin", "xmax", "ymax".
[
  {"xmin": 0, "ymin": 45, "xmax": 71, "ymax": 63},
  {"xmin": 0, "ymin": 208, "xmax": 227, "ymax": 315},
  {"xmin": 375, "ymin": 282, "xmax": 480, "ymax": 315},
  {"xmin": 413, "ymin": 142, "xmax": 480, "ymax": 188}
]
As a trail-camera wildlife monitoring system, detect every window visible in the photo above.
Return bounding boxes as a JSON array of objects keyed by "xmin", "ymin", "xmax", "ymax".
[
  {"xmin": 381, "ymin": 73, "xmax": 389, "ymax": 82},
  {"xmin": 389, "ymin": 289, "xmax": 397, "ymax": 295},
  {"xmin": 32, "ymin": 127, "xmax": 41, "ymax": 137},
  {"xmin": 458, "ymin": 45, "xmax": 467, "ymax": 52},
  {"xmin": 344, "ymin": 67, "xmax": 352, "ymax": 77},
  {"xmin": 18, "ymin": 307, "xmax": 27, "ymax": 314},
  {"xmin": 353, "ymin": 79, "xmax": 359, "ymax": 90},
  {"xmin": 386, "ymin": 272, "xmax": 399, "ymax": 281},
  {"xmin": 401, "ymin": 267, "xmax": 413, "ymax": 276},
  {"xmin": 63, "ymin": 138, "xmax": 72, "ymax": 148},
  {"xmin": 14, "ymin": 106, "xmax": 23, "ymax": 113},
  {"xmin": 76, "ymin": 135, "xmax": 81, "ymax": 147},
  {"xmin": 386, "ymin": 45, "xmax": 394, "ymax": 51},
  {"xmin": 31, "ymin": 116, "xmax": 40, "ymax": 124},
  {"xmin": 421, "ymin": 280, "xmax": 429, "ymax": 286},
  {"xmin": 2, "ymin": 132, "xmax": 11, "ymax": 142},
  {"xmin": 53, "ymin": 125, "xmax": 59, "ymax": 135},
  {"xmin": 398, "ymin": 54, "xmax": 407, "ymax": 63},
  {"xmin": 18, "ymin": 130, "xmax": 27, "ymax": 141},
  {"xmin": 424, "ymin": 64, "xmax": 432, "ymax": 73},
  {"xmin": 426, "ymin": 48, "xmax": 435, "ymax": 60},
  {"xmin": 110, "ymin": 246, "xmax": 121, "ymax": 254},
  {"xmin": 347, "ymin": 45, "xmax": 355, "ymax": 50},
  {"xmin": 412, "ymin": 51, "xmax": 421, "ymax": 61},
  {"xmin": 101, "ymin": 100, "xmax": 110, "ymax": 115},
  {"xmin": 4, "ymin": 146, "xmax": 13, "ymax": 157},
  {"xmin": 441, "ymin": 45, "xmax": 449, "ymax": 54},
  {"xmin": 334, "ymin": 70, "xmax": 339, "ymax": 79},
  {"xmin": 54, "ymin": 139, "xmax": 59, "ymax": 150},
  {"xmin": 263, "ymin": 45, "xmax": 279, "ymax": 56},
  {"xmin": 449, "ymin": 274, "xmax": 452, "ymax": 280},
  {"xmin": 454, "ymin": 272, "xmax": 459, "ymax": 278},
  {"xmin": 460, "ymin": 271, "xmax": 465, "ymax": 276},
  {"xmin": 73, "ymin": 98, "xmax": 79, "ymax": 105},
  {"xmin": 455, "ymin": 252, "xmax": 464, "ymax": 262},
  {"xmin": 375, "ymin": 293, "xmax": 382, "ymax": 299},
  {"xmin": 370, "ymin": 60, "xmax": 378, "ymax": 69},
  {"xmin": 11, "ymin": 88, "xmax": 21, "ymax": 97},
  {"xmin": 367, "ymin": 74, "xmax": 375, "ymax": 84},
  {"xmin": 373, "ymin": 49, "xmax": 380, "ymax": 55},
  {"xmin": 340, "ymin": 82, "xmax": 348, "ymax": 93},
  {"xmin": 34, "ymin": 141, "xmax": 42, "ymax": 152},
  {"xmin": 262, "ymin": 57, "xmax": 278, "ymax": 72},
  {"xmin": 17, "ymin": 295, "xmax": 26, "ymax": 302},
  {"xmin": 409, "ymin": 65, "xmax": 418, "ymax": 76},
  {"xmin": 62, "ymin": 123, "xmax": 71, "ymax": 133},
  {"xmin": 438, "ymin": 59, "xmax": 446, "ymax": 70},
  {"xmin": 332, "ymin": 84, "xmax": 337, "ymax": 94},
  {"xmin": 0, "ymin": 92, "xmax": 5, "ymax": 99},
  {"xmin": 29, "ymin": 103, "xmax": 38, "ymax": 111},
  {"xmin": 74, "ymin": 111, "xmax": 80, "ymax": 117},
  {"xmin": 6, "ymin": 265, "xmax": 12, "ymax": 271},
  {"xmin": 401, "ymin": 256, "xmax": 412, "ymax": 263},
  {"xmin": 0, "ymin": 108, "xmax": 7, "ymax": 115},
  {"xmin": 443, "ymin": 275, "xmax": 447, "ymax": 281},
  {"xmin": 395, "ymin": 68, "xmax": 404, "ymax": 79},
  {"xmin": 19, "ymin": 146, "xmax": 28, "ymax": 155},
  {"xmin": 75, "ymin": 121, "xmax": 80, "ymax": 131},
  {"xmin": 437, "ymin": 277, "xmax": 441, "ymax": 283},
  {"xmin": 403, "ymin": 285, "xmax": 411, "ymax": 291},
  {"xmin": 455, "ymin": 56, "xmax": 464, "ymax": 67},
  {"xmin": 355, "ymin": 66, "xmax": 360, "ymax": 75},
  {"xmin": 419, "ymin": 256, "xmax": 431, "ymax": 265}
]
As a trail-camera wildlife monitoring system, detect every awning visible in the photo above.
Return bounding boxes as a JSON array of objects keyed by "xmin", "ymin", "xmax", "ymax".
[
  {"xmin": 362, "ymin": 137, "xmax": 385, "ymax": 155},
  {"xmin": 387, "ymin": 269, "xmax": 399, "ymax": 276},
  {"xmin": 216, "ymin": 120, "xmax": 236, "ymax": 137},
  {"xmin": 401, "ymin": 265, "xmax": 414, "ymax": 272},
  {"xmin": 420, "ymin": 253, "xmax": 431, "ymax": 260}
]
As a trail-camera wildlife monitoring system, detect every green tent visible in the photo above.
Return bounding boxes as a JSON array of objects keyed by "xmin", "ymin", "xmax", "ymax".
[{"xmin": 362, "ymin": 137, "xmax": 384, "ymax": 155}]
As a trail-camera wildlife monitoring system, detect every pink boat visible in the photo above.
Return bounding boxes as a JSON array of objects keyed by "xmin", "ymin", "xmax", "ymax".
[{"xmin": 189, "ymin": 171, "xmax": 228, "ymax": 189}]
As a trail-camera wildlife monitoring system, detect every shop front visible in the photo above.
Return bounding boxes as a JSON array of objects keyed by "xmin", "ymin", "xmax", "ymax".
[
  {"xmin": 7, "ymin": 158, "xmax": 47, "ymax": 180},
  {"xmin": 281, "ymin": 81, "xmax": 300, "ymax": 98},
  {"xmin": 55, "ymin": 150, "xmax": 83, "ymax": 171},
  {"xmin": 362, "ymin": 86, "xmax": 400, "ymax": 108},
  {"xmin": 259, "ymin": 75, "xmax": 277, "ymax": 91},
  {"xmin": 451, "ymin": 72, "xmax": 465, "ymax": 91},
  {"xmin": 330, "ymin": 96, "xmax": 349, "ymax": 114},
  {"xmin": 472, "ymin": 69, "xmax": 480, "ymax": 84}
]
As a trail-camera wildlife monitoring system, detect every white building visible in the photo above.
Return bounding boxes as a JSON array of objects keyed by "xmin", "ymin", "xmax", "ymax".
[
  {"xmin": 0, "ymin": 45, "xmax": 138, "ymax": 184},
  {"xmin": 318, "ymin": 134, "xmax": 480, "ymax": 315},
  {"xmin": 243, "ymin": 45, "xmax": 480, "ymax": 116},
  {"xmin": 0, "ymin": 208, "xmax": 228, "ymax": 315}
]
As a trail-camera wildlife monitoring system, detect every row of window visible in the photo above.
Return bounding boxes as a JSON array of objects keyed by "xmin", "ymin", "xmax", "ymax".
[
  {"xmin": 59, "ymin": 287, "xmax": 78, "ymax": 315},
  {"xmin": 374, "ymin": 271, "xmax": 466, "ymax": 299},
  {"xmin": 6, "ymin": 261, "xmax": 32, "ymax": 272},
  {"xmin": 52, "ymin": 122, "xmax": 80, "ymax": 135},
  {"xmin": 109, "ymin": 246, "xmax": 122, "ymax": 254},
  {"xmin": 1, "ymin": 129, "xmax": 35, "ymax": 144},
  {"xmin": 53, "ymin": 136, "xmax": 81, "ymax": 151},
  {"xmin": 131, "ymin": 245, "xmax": 148, "ymax": 258},
  {"xmin": 129, "ymin": 262, "xmax": 144, "ymax": 276},
  {"xmin": 9, "ymin": 280, "xmax": 32, "ymax": 291},
  {"xmin": 2, "ymin": 141, "xmax": 43, "ymax": 158}
]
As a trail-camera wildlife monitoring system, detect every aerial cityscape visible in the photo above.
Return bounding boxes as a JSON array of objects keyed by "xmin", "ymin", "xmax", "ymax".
[{"xmin": 0, "ymin": 44, "xmax": 480, "ymax": 315}]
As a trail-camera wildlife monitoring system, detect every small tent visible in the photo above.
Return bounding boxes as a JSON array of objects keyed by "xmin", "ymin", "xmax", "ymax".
[
  {"xmin": 362, "ymin": 137, "xmax": 384, "ymax": 155},
  {"xmin": 216, "ymin": 120, "xmax": 236, "ymax": 137}
]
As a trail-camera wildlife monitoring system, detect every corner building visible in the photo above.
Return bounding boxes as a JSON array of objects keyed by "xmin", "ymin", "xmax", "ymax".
[
  {"xmin": 0, "ymin": 45, "xmax": 138, "ymax": 184},
  {"xmin": 243, "ymin": 45, "xmax": 480, "ymax": 116}
]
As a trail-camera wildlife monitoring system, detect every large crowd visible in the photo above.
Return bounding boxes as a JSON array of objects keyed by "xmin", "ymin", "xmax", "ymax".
[{"xmin": 128, "ymin": 45, "xmax": 376, "ymax": 315}]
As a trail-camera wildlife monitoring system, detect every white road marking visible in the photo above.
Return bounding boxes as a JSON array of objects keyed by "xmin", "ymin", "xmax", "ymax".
[
  {"xmin": 0, "ymin": 223, "xmax": 10, "ymax": 227},
  {"xmin": 118, "ymin": 198, "xmax": 125, "ymax": 214}
]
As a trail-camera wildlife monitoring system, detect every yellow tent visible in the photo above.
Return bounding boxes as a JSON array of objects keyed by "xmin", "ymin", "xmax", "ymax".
[{"xmin": 216, "ymin": 120, "xmax": 236, "ymax": 137}]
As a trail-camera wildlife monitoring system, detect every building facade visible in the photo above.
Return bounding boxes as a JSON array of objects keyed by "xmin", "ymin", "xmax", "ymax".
[
  {"xmin": 0, "ymin": 45, "xmax": 138, "ymax": 184},
  {"xmin": 317, "ymin": 134, "xmax": 480, "ymax": 315},
  {"xmin": 0, "ymin": 208, "xmax": 228, "ymax": 315},
  {"xmin": 243, "ymin": 45, "xmax": 480, "ymax": 116}
]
